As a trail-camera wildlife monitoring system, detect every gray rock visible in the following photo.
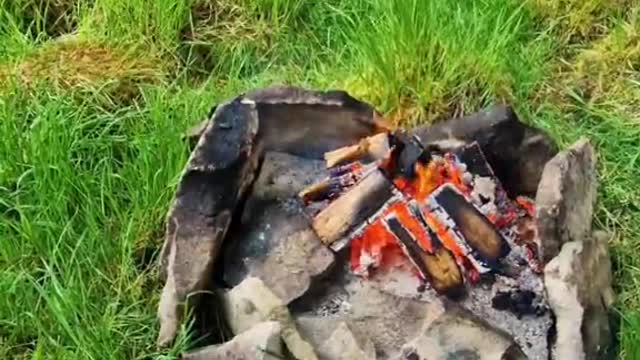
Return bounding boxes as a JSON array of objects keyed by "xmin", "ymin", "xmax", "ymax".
[
  {"xmin": 294, "ymin": 264, "xmax": 553, "ymax": 360},
  {"xmin": 322, "ymin": 322, "xmax": 376, "ymax": 360},
  {"xmin": 224, "ymin": 152, "xmax": 334, "ymax": 304},
  {"xmin": 535, "ymin": 138, "xmax": 597, "ymax": 264},
  {"xmin": 223, "ymin": 277, "xmax": 319, "ymax": 360},
  {"xmin": 296, "ymin": 316, "xmax": 377, "ymax": 360},
  {"xmin": 293, "ymin": 273, "xmax": 431, "ymax": 358},
  {"xmin": 186, "ymin": 86, "xmax": 387, "ymax": 159},
  {"xmin": 245, "ymin": 85, "xmax": 387, "ymax": 159},
  {"xmin": 344, "ymin": 280, "xmax": 430, "ymax": 357},
  {"xmin": 157, "ymin": 99, "xmax": 261, "ymax": 347},
  {"xmin": 398, "ymin": 302, "xmax": 527, "ymax": 360},
  {"xmin": 182, "ymin": 321, "xmax": 283, "ymax": 360},
  {"xmin": 412, "ymin": 105, "xmax": 558, "ymax": 197},
  {"xmin": 544, "ymin": 231, "xmax": 615, "ymax": 360},
  {"xmin": 295, "ymin": 315, "xmax": 343, "ymax": 350}
]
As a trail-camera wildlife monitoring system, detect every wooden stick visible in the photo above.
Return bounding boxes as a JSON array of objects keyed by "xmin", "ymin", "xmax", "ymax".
[
  {"xmin": 298, "ymin": 179, "xmax": 331, "ymax": 203},
  {"xmin": 312, "ymin": 169, "xmax": 393, "ymax": 245},
  {"xmin": 324, "ymin": 133, "xmax": 390, "ymax": 168}
]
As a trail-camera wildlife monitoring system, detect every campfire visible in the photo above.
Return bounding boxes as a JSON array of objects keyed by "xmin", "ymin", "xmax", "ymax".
[
  {"xmin": 155, "ymin": 87, "xmax": 615, "ymax": 360},
  {"xmin": 303, "ymin": 132, "xmax": 541, "ymax": 299}
]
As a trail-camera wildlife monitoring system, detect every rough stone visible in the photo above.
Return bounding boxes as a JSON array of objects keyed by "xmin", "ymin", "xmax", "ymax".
[
  {"xmin": 157, "ymin": 99, "xmax": 261, "ymax": 347},
  {"xmin": 245, "ymin": 85, "xmax": 388, "ymax": 159},
  {"xmin": 322, "ymin": 261, "xmax": 551, "ymax": 359},
  {"xmin": 292, "ymin": 270, "xmax": 432, "ymax": 358},
  {"xmin": 297, "ymin": 316, "xmax": 376, "ymax": 360},
  {"xmin": 398, "ymin": 302, "xmax": 527, "ymax": 360},
  {"xmin": 186, "ymin": 86, "xmax": 388, "ymax": 159},
  {"xmin": 224, "ymin": 152, "xmax": 334, "ymax": 304},
  {"xmin": 293, "ymin": 261, "xmax": 553, "ymax": 360},
  {"xmin": 223, "ymin": 277, "xmax": 318, "ymax": 360},
  {"xmin": 536, "ymin": 138, "xmax": 597, "ymax": 263},
  {"xmin": 182, "ymin": 321, "xmax": 283, "ymax": 360},
  {"xmin": 544, "ymin": 231, "xmax": 615, "ymax": 360},
  {"xmin": 322, "ymin": 322, "xmax": 376, "ymax": 360},
  {"xmin": 412, "ymin": 105, "xmax": 558, "ymax": 197}
]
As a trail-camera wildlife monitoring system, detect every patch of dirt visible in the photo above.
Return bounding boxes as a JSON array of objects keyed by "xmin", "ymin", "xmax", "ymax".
[{"xmin": 6, "ymin": 36, "xmax": 164, "ymax": 104}]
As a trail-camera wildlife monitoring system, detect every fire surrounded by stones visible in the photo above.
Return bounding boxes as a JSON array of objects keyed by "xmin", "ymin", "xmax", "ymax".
[
  {"xmin": 156, "ymin": 86, "xmax": 615, "ymax": 360},
  {"xmin": 303, "ymin": 132, "xmax": 542, "ymax": 299}
]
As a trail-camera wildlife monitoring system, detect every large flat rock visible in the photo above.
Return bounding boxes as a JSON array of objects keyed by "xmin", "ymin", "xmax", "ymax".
[
  {"xmin": 224, "ymin": 152, "xmax": 334, "ymax": 304},
  {"xmin": 182, "ymin": 321, "xmax": 283, "ymax": 360},
  {"xmin": 544, "ymin": 231, "xmax": 615, "ymax": 360},
  {"xmin": 398, "ymin": 302, "xmax": 527, "ymax": 360},
  {"xmin": 157, "ymin": 99, "xmax": 261, "ymax": 347},
  {"xmin": 535, "ymin": 138, "xmax": 597, "ymax": 263}
]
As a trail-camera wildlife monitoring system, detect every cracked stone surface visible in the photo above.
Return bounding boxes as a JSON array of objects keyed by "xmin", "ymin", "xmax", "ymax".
[
  {"xmin": 535, "ymin": 138, "xmax": 597, "ymax": 263},
  {"xmin": 182, "ymin": 321, "xmax": 283, "ymax": 360},
  {"xmin": 223, "ymin": 277, "xmax": 319, "ymax": 360},
  {"xmin": 224, "ymin": 152, "xmax": 334, "ymax": 304},
  {"xmin": 545, "ymin": 231, "xmax": 615, "ymax": 360}
]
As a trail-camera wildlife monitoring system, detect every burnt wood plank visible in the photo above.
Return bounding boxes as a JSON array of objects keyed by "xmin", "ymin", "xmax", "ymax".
[
  {"xmin": 432, "ymin": 185, "xmax": 510, "ymax": 268},
  {"xmin": 312, "ymin": 169, "xmax": 393, "ymax": 245}
]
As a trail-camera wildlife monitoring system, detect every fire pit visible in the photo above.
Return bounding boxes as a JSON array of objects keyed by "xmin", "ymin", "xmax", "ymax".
[{"xmin": 156, "ymin": 87, "xmax": 614, "ymax": 360}]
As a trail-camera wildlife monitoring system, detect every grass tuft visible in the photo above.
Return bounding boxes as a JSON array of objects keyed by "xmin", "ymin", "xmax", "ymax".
[
  {"xmin": 1, "ymin": 0, "xmax": 81, "ymax": 39},
  {"xmin": 526, "ymin": 0, "xmax": 631, "ymax": 44},
  {"xmin": 178, "ymin": 0, "xmax": 275, "ymax": 79},
  {"xmin": 339, "ymin": 0, "xmax": 548, "ymax": 126}
]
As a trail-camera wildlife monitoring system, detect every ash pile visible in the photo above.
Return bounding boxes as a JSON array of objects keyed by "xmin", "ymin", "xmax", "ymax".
[{"xmin": 155, "ymin": 87, "xmax": 615, "ymax": 360}]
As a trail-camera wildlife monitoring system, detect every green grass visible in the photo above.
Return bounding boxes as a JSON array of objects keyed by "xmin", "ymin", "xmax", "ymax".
[{"xmin": 0, "ymin": 0, "xmax": 639, "ymax": 358}]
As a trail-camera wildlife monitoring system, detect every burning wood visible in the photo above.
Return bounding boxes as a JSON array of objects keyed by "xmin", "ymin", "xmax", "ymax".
[
  {"xmin": 324, "ymin": 132, "xmax": 390, "ymax": 168},
  {"xmin": 302, "ymin": 130, "xmax": 542, "ymax": 297},
  {"xmin": 311, "ymin": 169, "xmax": 394, "ymax": 246}
]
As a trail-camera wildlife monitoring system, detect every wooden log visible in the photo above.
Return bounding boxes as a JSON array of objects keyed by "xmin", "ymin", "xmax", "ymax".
[
  {"xmin": 384, "ymin": 216, "xmax": 464, "ymax": 297},
  {"xmin": 432, "ymin": 185, "xmax": 510, "ymax": 268},
  {"xmin": 324, "ymin": 133, "xmax": 390, "ymax": 168},
  {"xmin": 298, "ymin": 178, "xmax": 332, "ymax": 204},
  {"xmin": 312, "ymin": 169, "xmax": 394, "ymax": 245}
]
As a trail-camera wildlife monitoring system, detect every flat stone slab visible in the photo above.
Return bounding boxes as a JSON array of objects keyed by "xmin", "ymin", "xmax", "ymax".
[
  {"xmin": 224, "ymin": 152, "xmax": 334, "ymax": 304},
  {"xmin": 398, "ymin": 302, "xmax": 526, "ymax": 360},
  {"xmin": 545, "ymin": 231, "xmax": 615, "ymax": 360},
  {"xmin": 291, "ymin": 263, "xmax": 550, "ymax": 359},
  {"xmin": 535, "ymin": 138, "xmax": 597, "ymax": 263},
  {"xmin": 182, "ymin": 321, "xmax": 283, "ymax": 360}
]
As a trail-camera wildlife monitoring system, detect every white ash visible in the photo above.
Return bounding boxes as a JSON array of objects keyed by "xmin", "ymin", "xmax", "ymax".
[
  {"xmin": 471, "ymin": 176, "xmax": 497, "ymax": 203},
  {"xmin": 462, "ymin": 276, "xmax": 552, "ymax": 360},
  {"xmin": 309, "ymin": 291, "xmax": 352, "ymax": 317}
]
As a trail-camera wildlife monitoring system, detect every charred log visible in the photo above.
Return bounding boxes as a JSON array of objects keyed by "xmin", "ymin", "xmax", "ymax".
[{"xmin": 430, "ymin": 185, "xmax": 510, "ymax": 269}]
